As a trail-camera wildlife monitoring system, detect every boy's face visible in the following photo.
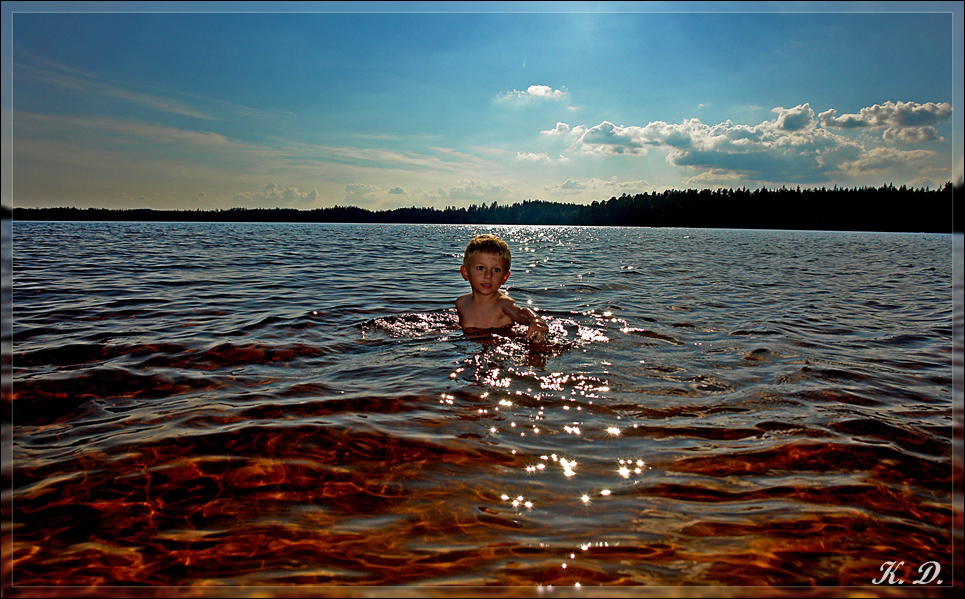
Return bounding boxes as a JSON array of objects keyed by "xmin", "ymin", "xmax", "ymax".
[{"xmin": 461, "ymin": 251, "xmax": 510, "ymax": 296}]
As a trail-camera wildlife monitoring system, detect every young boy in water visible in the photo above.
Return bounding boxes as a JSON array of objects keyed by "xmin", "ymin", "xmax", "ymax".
[{"xmin": 456, "ymin": 234, "xmax": 549, "ymax": 341}]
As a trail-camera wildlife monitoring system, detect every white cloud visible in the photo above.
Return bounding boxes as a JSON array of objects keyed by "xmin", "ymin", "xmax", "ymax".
[
  {"xmin": 577, "ymin": 121, "xmax": 648, "ymax": 155},
  {"xmin": 904, "ymin": 176, "xmax": 943, "ymax": 189},
  {"xmin": 819, "ymin": 101, "xmax": 952, "ymax": 129},
  {"xmin": 541, "ymin": 100, "xmax": 951, "ymax": 185},
  {"xmin": 773, "ymin": 104, "xmax": 815, "ymax": 132},
  {"xmin": 547, "ymin": 179, "xmax": 588, "ymax": 193},
  {"xmin": 604, "ymin": 177, "xmax": 654, "ymax": 192},
  {"xmin": 234, "ymin": 182, "xmax": 318, "ymax": 206},
  {"xmin": 545, "ymin": 176, "xmax": 654, "ymax": 196},
  {"xmin": 527, "ymin": 85, "xmax": 566, "ymax": 99},
  {"xmin": 681, "ymin": 169, "xmax": 748, "ymax": 188},
  {"xmin": 344, "ymin": 183, "xmax": 381, "ymax": 203},
  {"xmin": 516, "ymin": 152, "xmax": 553, "ymax": 162},
  {"xmin": 497, "ymin": 84, "xmax": 568, "ymax": 103},
  {"xmin": 540, "ymin": 122, "xmax": 571, "ymax": 136},
  {"xmin": 446, "ymin": 179, "xmax": 515, "ymax": 200},
  {"xmin": 818, "ymin": 101, "xmax": 952, "ymax": 143},
  {"xmin": 838, "ymin": 146, "xmax": 937, "ymax": 176},
  {"xmin": 882, "ymin": 126, "xmax": 941, "ymax": 143},
  {"xmin": 343, "ymin": 182, "xmax": 487, "ymax": 206},
  {"xmin": 514, "ymin": 151, "xmax": 569, "ymax": 163},
  {"xmin": 420, "ymin": 179, "xmax": 516, "ymax": 201}
]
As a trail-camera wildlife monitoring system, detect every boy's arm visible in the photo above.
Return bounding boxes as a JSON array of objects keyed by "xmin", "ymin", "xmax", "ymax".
[
  {"xmin": 502, "ymin": 299, "xmax": 549, "ymax": 341},
  {"xmin": 454, "ymin": 294, "xmax": 468, "ymax": 328}
]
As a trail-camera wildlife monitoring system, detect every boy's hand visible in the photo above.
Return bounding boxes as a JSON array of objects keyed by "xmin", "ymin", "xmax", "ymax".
[{"xmin": 527, "ymin": 318, "xmax": 549, "ymax": 342}]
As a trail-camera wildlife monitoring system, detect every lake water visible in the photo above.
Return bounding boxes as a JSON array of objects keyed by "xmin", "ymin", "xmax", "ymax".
[{"xmin": 5, "ymin": 221, "xmax": 962, "ymax": 589}]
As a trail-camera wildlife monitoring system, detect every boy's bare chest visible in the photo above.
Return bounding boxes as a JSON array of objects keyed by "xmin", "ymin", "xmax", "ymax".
[{"xmin": 459, "ymin": 297, "xmax": 513, "ymax": 329}]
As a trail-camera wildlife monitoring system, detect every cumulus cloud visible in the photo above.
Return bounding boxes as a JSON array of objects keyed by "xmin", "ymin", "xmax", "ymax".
[
  {"xmin": 544, "ymin": 118, "xmax": 725, "ymax": 157},
  {"xmin": 497, "ymin": 84, "xmax": 568, "ymax": 103},
  {"xmin": 883, "ymin": 126, "xmax": 941, "ymax": 143},
  {"xmin": 344, "ymin": 183, "xmax": 381, "ymax": 203},
  {"xmin": 540, "ymin": 100, "xmax": 952, "ymax": 184},
  {"xmin": 420, "ymin": 179, "xmax": 516, "ymax": 201},
  {"xmin": 540, "ymin": 122, "xmax": 571, "ymax": 136},
  {"xmin": 819, "ymin": 101, "xmax": 951, "ymax": 129},
  {"xmin": 681, "ymin": 169, "xmax": 748, "ymax": 188},
  {"xmin": 447, "ymin": 179, "xmax": 515, "ymax": 200},
  {"xmin": 527, "ymin": 85, "xmax": 567, "ymax": 99},
  {"xmin": 604, "ymin": 177, "xmax": 654, "ymax": 192},
  {"xmin": 234, "ymin": 182, "xmax": 318, "ymax": 206},
  {"xmin": 905, "ymin": 176, "xmax": 943, "ymax": 189},
  {"xmin": 547, "ymin": 179, "xmax": 588, "ymax": 193},
  {"xmin": 818, "ymin": 101, "xmax": 951, "ymax": 142},
  {"xmin": 387, "ymin": 186, "xmax": 406, "ymax": 195},
  {"xmin": 577, "ymin": 121, "xmax": 649, "ymax": 155},
  {"xmin": 774, "ymin": 103, "xmax": 815, "ymax": 132},
  {"xmin": 545, "ymin": 176, "xmax": 654, "ymax": 196},
  {"xmin": 516, "ymin": 152, "xmax": 553, "ymax": 162},
  {"xmin": 838, "ymin": 146, "xmax": 937, "ymax": 175}
]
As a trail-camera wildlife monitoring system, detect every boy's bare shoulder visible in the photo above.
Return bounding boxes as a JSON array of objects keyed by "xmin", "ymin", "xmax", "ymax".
[
  {"xmin": 497, "ymin": 293, "xmax": 523, "ymax": 312},
  {"xmin": 497, "ymin": 292, "xmax": 518, "ymax": 304}
]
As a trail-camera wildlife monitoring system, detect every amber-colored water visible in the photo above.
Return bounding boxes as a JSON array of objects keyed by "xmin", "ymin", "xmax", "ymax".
[{"xmin": 4, "ymin": 222, "xmax": 960, "ymax": 592}]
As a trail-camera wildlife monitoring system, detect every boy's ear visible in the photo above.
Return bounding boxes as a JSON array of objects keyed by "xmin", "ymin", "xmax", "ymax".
[
  {"xmin": 502, "ymin": 269, "xmax": 511, "ymax": 283},
  {"xmin": 460, "ymin": 264, "xmax": 469, "ymax": 280}
]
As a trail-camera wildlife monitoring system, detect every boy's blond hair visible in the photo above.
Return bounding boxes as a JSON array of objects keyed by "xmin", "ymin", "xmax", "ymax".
[{"xmin": 463, "ymin": 234, "xmax": 512, "ymax": 270}]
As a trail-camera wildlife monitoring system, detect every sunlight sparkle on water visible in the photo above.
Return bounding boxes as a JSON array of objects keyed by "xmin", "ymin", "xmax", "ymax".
[
  {"xmin": 617, "ymin": 458, "xmax": 649, "ymax": 478},
  {"xmin": 502, "ymin": 494, "xmax": 533, "ymax": 510},
  {"xmin": 525, "ymin": 460, "xmax": 548, "ymax": 474}
]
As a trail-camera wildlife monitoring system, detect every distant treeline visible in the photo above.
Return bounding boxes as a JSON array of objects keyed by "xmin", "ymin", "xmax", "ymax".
[{"xmin": 6, "ymin": 182, "xmax": 961, "ymax": 232}]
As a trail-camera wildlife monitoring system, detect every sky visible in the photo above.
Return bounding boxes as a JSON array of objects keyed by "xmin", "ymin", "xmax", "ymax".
[{"xmin": 2, "ymin": 1, "xmax": 962, "ymax": 212}]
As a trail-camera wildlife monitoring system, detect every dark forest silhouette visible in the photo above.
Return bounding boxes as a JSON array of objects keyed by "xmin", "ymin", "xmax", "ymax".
[{"xmin": 5, "ymin": 182, "xmax": 961, "ymax": 232}]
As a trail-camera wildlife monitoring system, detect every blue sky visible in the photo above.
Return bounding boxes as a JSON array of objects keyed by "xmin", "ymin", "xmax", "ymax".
[{"xmin": 2, "ymin": 2, "xmax": 961, "ymax": 211}]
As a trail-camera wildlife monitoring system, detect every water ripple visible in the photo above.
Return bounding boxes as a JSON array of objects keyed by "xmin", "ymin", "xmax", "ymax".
[{"xmin": 9, "ymin": 222, "xmax": 957, "ymax": 587}]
